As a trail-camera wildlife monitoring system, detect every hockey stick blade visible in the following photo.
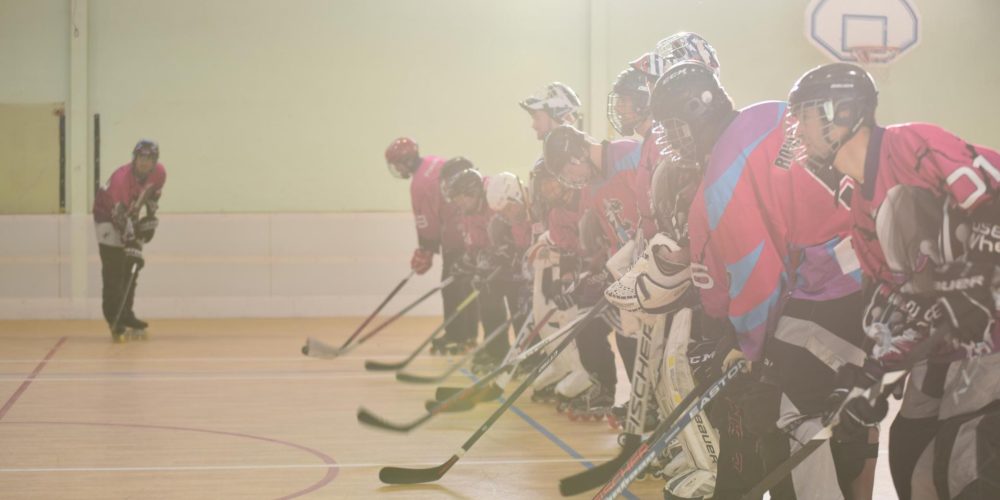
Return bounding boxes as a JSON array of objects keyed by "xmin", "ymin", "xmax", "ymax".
[
  {"xmin": 395, "ymin": 317, "xmax": 513, "ymax": 384},
  {"xmin": 364, "ymin": 285, "xmax": 482, "ymax": 372},
  {"xmin": 558, "ymin": 433, "xmax": 641, "ymax": 496},
  {"xmin": 301, "ymin": 337, "xmax": 343, "ymax": 359},
  {"xmin": 357, "ymin": 406, "xmax": 431, "ymax": 433},
  {"xmin": 425, "ymin": 383, "xmax": 502, "ymax": 412},
  {"xmin": 379, "ymin": 456, "xmax": 459, "ymax": 485},
  {"xmin": 376, "ymin": 302, "xmax": 607, "ymax": 485}
]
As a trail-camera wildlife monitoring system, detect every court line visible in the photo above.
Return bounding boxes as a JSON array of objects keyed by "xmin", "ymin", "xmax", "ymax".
[
  {"xmin": 459, "ymin": 369, "xmax": 639, "ymax": 500},
  {"xmin": 0, "ymin": 420, "xmax": 337, "ymax": 498},
  {"xmin": 0, "ymin": 337, "xmax": 66, "ymax": 421},
  {"xmin": 0, "ymin": 372, "xmax": 406, "ymax": 383},
  {"xmin": 0, "ymin": 456, "xmax": 615, "ymax": 473},
  {"xmin": 0, "ymin": 354, "xmax": 455, "ymax": 364}
]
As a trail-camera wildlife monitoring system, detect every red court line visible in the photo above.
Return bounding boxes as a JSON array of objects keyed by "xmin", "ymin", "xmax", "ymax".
[{"xmin": 0, "ymin": 337, "xmax": 67, "ymax": 421}]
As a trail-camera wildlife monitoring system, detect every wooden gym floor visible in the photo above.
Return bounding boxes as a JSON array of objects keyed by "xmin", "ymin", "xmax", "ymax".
[{"xmin": 0, "ymin": 318, "xmax": 900, "ymax": 499}]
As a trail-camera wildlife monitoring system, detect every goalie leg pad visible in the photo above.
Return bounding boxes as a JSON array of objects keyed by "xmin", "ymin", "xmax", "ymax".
[{"xmin": 663, "ymin": 468, "xmax": 716, "ymax": 500}]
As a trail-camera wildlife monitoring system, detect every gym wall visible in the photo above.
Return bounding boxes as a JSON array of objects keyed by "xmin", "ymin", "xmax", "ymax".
[{"xmin": 1, "ymin": 0, "xmax": 998, "ymax": 318}]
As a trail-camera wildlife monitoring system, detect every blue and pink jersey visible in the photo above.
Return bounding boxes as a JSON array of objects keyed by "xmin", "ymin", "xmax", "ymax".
[{"xmin": 688, "ymin": 101, "xmax": 859, "ymax": 360}]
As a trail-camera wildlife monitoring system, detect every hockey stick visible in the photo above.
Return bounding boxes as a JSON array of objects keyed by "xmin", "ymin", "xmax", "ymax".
[
  {"xmin": 428, "ymin": 307, "xmax": 558, "ymax": 410},
  {"xmin": 340, "ymin": 270, "xmax": 416, "ymax": 350},
  {"xmin": 110, "ymin": 262, "xmax": 140, "ymax": 334},
  {"xmin": 302, "ymin": 275, "xmax": 454, "ymax": 358},
  {"xmin": 739, "ymin": 326, "xmax": 950, "ymax": 500},
  {"xmin": 558, "ymin": 334, "xmax": 738, "ymax": 497},
  {"xmin": 377, "ymin": 301, "xmax": 608, "ymax": 484},
  {"xmin": 364, "ymin": 287, "xmax": 481, "ymax": 371},
  {"xmin": 395, "ymin": 316, "xmax": 513, "ymax": 384},
  {"xmin": 359, "ymin": 307, "xmax": 594, "ymax": 433}
]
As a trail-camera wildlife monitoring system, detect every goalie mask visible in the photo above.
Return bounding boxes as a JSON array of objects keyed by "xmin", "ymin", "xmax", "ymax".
[
  {"xmin": 608, "ymin": 66, "xmax": 652, "ymax": 136},
  {"xmin": 650, "ymin": 63, "xmax": 734, "ymax": 165},
  {"xmin": 520, "ymin": 82, "xmax": 582, "ymax": 123},
  {"xmin": 784, "ymin": 63, "xmax": 878, "ymax": 176},
  {"xmin": 543, "ymin": 125, "xmax": 596, "ymax": 189},
  {"xmin": 654, "ymin": 32, "xmax": 721, "ymax": 77}
]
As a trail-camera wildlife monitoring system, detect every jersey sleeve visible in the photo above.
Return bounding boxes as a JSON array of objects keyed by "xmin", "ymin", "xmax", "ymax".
[{"xmin": 902, "ymin": 125, "xmax": 1000, "ymax": 212}]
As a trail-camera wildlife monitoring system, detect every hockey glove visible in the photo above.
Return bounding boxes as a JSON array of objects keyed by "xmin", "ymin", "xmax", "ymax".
[
  {"xmin": 136, "ymin": 215, "xmax": 158, "ymax": 243},
  {"xmin": 931, "ymin": 260, "xmax": 996, "ymax": 353},
  {"xmin": 827, "ymin": 364, "xmax": 888, "ymax": 441},
  {"xmin": 410, "ymin": 248, "xmax": 433, "ymax": 275},
  {"xmin": 124, "ymin": 240, "xmax": 145, "ymax": 271},
  {"xmin": 450, "ymin": 253, "xmax": 477, "ymax": 279}
]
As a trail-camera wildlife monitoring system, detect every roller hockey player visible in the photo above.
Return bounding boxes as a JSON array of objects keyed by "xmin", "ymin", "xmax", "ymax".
[
  {"xmin": 439, "ymin": 159, "xmax": 524, "ymax": 363},
  {"xmin": 785, "ymin": 63, "xmax": 1000, "ymax": 500},
  {"xmin": 526, "ymin": 161, "xmax": 595, "ymax": 411},
  {"xmin": 92, "ymin": 140, "xmax": 166, "ymax": 342},
  {"xmin": 653, "ymin": 59, "xmax": 877, "ymax": 499},
  {"xmin": 543, "ymin": 124, "xmax": 649, "ymax": 421},
  {"xmin": 385, "ymin": 140, "xmax": 478, "ymax": 353}
]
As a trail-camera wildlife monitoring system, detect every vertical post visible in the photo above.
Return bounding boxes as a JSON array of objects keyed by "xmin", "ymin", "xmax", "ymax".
[
  {"xmin": 94, "ymin": 113, "xmax": 101, "ymax": 196},
  {"xmin": 59, "ymin": 111, "xmax": 66, "ymax": 213},
  {"xmin": 68, "ymin": 0, "xmax": 90, "ymax": 308}
]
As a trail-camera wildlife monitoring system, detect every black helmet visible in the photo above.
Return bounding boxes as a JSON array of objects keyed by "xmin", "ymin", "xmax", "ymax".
[
  {"xmin": 783, "ymin": 63, "xmax": 878, "ymax": 173},
  {"xmin": 542, "ymin": 125, "xmax": 592, "ymax": 189},
  {"xmin": 439, "ymin": 156, "xmax": 476, "ymax": 201},
  {"xmin": 607, "ymin": 66, "xmax": 652, "ymax": 136},
  {"xmin": 650, "ymin": 63, "xmax": 733, "ymax": 164}
]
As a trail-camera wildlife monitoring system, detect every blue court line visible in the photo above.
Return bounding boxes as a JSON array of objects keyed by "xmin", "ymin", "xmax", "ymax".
[{"xmin": 460, "ymin": 369, "xmax": 639, "ymax": 500}]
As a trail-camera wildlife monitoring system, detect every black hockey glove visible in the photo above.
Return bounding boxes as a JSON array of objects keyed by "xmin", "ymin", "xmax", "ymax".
[
  {"xmin": 826, "ymin": 364, "xmax": 887, "ymax": 441},
  {"xmin": 450, "ymin": 253, "xmax": 476, "ymax": 279},
  {"xmin": 930, "ymin": 260, "xmax": 995, "ymax": 351},
  {"xmin": 124, "ymin": 240, "xmax": 145, "ymax": 271},
  {"xmin": 136, "ymin": 215, "xmax": 158, "ymax": 243}
]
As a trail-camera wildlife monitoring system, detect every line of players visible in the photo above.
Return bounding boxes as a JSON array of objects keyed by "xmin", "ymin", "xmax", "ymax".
[{"xmin": 384, "ymin": 32, "xmax": 999, "ymax": 500}]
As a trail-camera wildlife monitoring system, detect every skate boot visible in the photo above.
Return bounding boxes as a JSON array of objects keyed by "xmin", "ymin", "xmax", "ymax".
[
  {"xmin": 513, "ymin": 350, "xmax": 544, "ymax": 379},
  {"xmin": 430, "ymin": 337, "xmax": 459, "ymax": 355},
  {"xmin": 124, "ymin": 316, "xmax": 149, "ymax": 341},
  {"xmin": 566, "ymin": 377, "xmax": 614, "ymax": 422},
  {"xmin": 530, "ymin": 381, "xmax": 559, "ymax": 404},
  {"xmin": 470, "ymin": 350, "xmax": 502, "ymax": 376},
  {"xmin": 110, "ymin": 324, "xmax": 129, "ymax": 344},
  {"xmin": 607, "ymin": 403, "xmax": 627, "ymax": 431}
]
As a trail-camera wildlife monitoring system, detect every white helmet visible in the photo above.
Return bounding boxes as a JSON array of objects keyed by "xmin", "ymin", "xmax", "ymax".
[
  {"xmin": 486, "ymin": 172, "xmax": 526, "ymax": 212},
  {"xmin": 519, "ymin": 82, "xmax": 582, "ymax": 123},
  {"xmin": 654, "ymin": 32, "xmax": 721, "ymax": 77}
]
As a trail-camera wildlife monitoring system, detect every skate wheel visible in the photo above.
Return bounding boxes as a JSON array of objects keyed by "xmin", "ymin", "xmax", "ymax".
[
  {"xmin": 636, "ymin": 471, "xmax": 648, "ymax": 481},
  {"xmin": 111, "ymin": 333, "xmax": 128, "ymax": 344},
  {"xmin": 567, "ymin": 412, "xmax": 579, "ymax": 421},
  {"xmin": 129, "ymin": 329, "xmax": 148, "ymax": 341},
  {"xmin": 301, "ymin": 345, "xmax": 309, "ymax": 355},
  {"xmin": 591, "ymin": 414, "xmax": 604, "ymax": 422}
]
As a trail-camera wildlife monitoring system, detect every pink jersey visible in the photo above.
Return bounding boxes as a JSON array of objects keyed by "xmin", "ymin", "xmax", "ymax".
[
  {"xmin": 547, "ymin": 203, "xmax": 583, "ymax": 254},
  {"xmin": 93, "ymin": 162, "xmax": 167, "ymax": 227},
  {"xmin": 848, "ymin": 123, "xmax": 1000, "ymax": 358},
  {"xmin": 460, "ymin": 177, "xmax": 495, "ymax": 254},
  {"xmin": 582, "ymin": 139, "xmax": 646, "ymax": 252},
  {"xmin": 688, "ymin": 101, "xmax": 859, "ymax": 360},
  {"xmin": 410, "ymin": 156, "xmax": 464, "ymax": 253}
]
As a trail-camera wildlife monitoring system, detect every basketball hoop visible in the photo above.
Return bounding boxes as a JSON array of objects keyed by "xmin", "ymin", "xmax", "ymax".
[{"xmin": 848, "ymin": 45, "xmax": 901, "ymax": 65}]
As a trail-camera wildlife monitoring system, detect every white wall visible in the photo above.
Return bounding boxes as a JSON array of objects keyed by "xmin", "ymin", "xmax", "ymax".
[
  {"xmin": 0, "ymin": 0, "xmax": 68, "ymax": 103},
  {"xmin": 0, "ymin": 213, "xmax": 444, "ymax": 319}
]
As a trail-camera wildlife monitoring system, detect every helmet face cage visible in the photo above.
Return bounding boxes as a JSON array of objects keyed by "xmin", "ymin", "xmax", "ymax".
[
  {"xmin": 133, "ymin": 140, "xmax": 159, "ymax": 162},
  {"xmin": 543, "ymin": 126, "xmax": 592, "ymax": 190},
  {"xmin": 608, "ymin": 67, "xmax": 652, "ymax": 136},
  {"xmin": 653, "ymin": 118, "xmax": 698, "ymax": 163},
  {"xmin": 655, "ymin": 32, "xmax": 721, "ymax": 77},
  {"xmin": 442, "ymin": 169, "xmax": 484, "ymax": 206},
  {"xmin": 387, "ymin": 162, "xmax": 412, "ymax": 179},
  {"xmin": 782, "ymin": 63, "xmax": 879, "ymax": 173}
]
